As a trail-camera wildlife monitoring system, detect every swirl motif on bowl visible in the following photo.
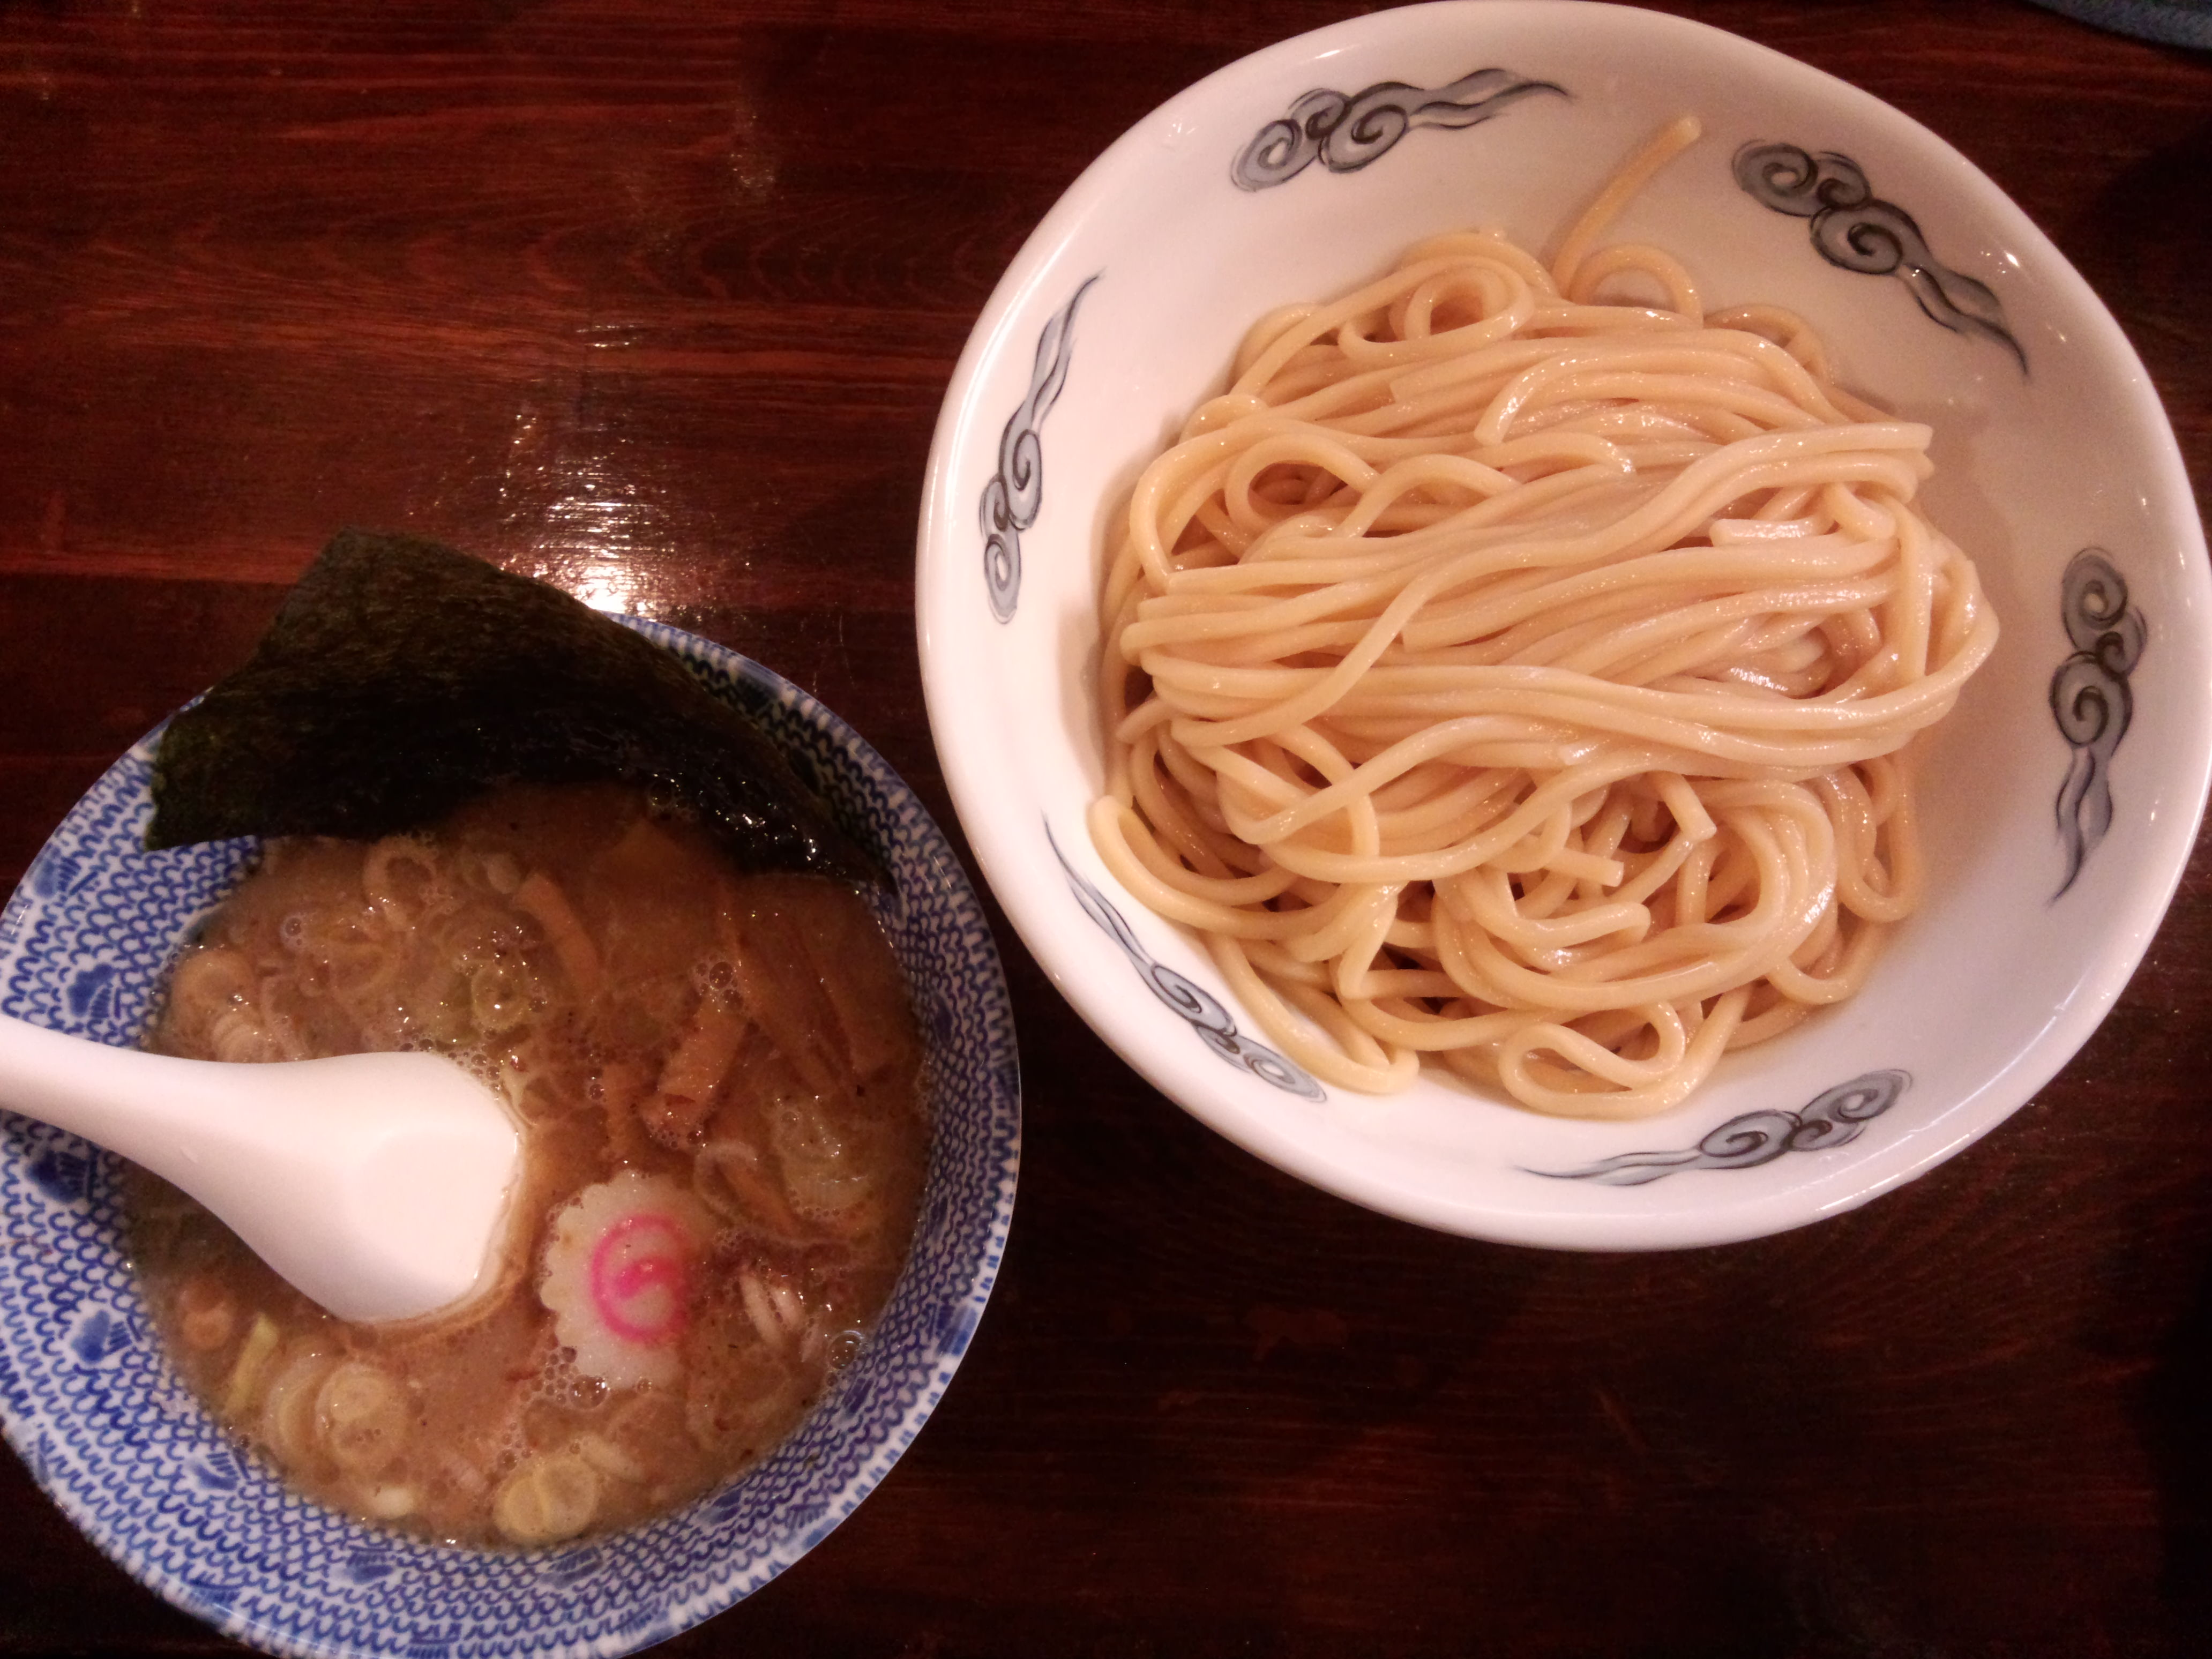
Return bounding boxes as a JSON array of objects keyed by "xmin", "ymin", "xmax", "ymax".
[
  {"xmin": 1733, "ymin": 140, "xmax": 2025, "ymax": 372},
  {"xmin": 1530, "ymin": 1070, "xmax": 1910, "ymax": 1186},
  {"xmin": 1047, "ymin": 823, "xmax": 1324, "ymax": 1101},
  {"xmin": 981, "ymin": 276, "xmax": 1096, "ymax": 623},
  {"xmin": 1231, "ymin": 66, "xmax": 1564, "ymax": 191},
  {"xmin": 2051, "ymin": 548, "xmax": 2147, "ymax": 899}
]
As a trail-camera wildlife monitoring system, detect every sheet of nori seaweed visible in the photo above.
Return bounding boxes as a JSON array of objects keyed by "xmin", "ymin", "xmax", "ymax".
[{"xmin": 146, "ymin": 529, "xmax": 879, "ymax": 884}]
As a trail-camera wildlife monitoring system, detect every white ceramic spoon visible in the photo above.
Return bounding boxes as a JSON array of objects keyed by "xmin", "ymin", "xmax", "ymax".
[{"xmin": 0, "ymin": 1012, "xmax": 520, "ymax": 1324}]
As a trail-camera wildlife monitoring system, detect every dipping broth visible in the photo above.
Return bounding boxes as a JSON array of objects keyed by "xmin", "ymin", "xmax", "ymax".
[{"xmin": 129, "ymin": 782, "xmax": 929, "ymax": 1547}]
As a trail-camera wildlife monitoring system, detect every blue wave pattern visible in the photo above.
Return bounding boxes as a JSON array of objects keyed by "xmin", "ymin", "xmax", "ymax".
[
  {"xmin": 1733, "ymin": 141, "xmax": 2026, "ymax": 373},
  {"xmin": 1046, "ymin": 822, "xmax": 1324, "ymax": 1100},
  {"xmin": 981, "ymin": 276, "xmax": 1096, "ymax": 623},
  {"xmin": 0, "ymin": 735, "xmax": 256, "ymax": 1045},
  {"xmin": 2051, "ymin": 548, "xmax": 2146, "ymax": 899},
  {"xmin": 0, "ymin": 624, "xmax": 1021, "ymax": 1659},
  {"xmin": 1531, "ymin": 1070, "xmax": 1910, "ymax": 1186},
  {"xmin": 1232, "ymin": 67, "xmax": 1564, "ymax": 191}
]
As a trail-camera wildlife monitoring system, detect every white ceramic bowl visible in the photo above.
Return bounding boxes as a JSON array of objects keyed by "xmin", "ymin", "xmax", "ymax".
[
  {"xmin": 916, "ymin": 0, "xmax": 2209, "ymax": 1249},
  {"xmin": 0, "ymin": 625, "xmax": 1021, "ymax": 1658}
]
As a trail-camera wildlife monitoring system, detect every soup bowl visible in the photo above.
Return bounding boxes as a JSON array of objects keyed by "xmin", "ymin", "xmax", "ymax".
[
  {"xmin": 916, "ymin": 0, "xmax": 2209, "ymax": 1248},
  {"xmin": 0, "ymin": 622, "xmax": 1021, "ymax": 1658}
]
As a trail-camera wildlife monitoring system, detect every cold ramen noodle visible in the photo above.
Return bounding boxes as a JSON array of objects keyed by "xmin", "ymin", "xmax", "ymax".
[
  {"xmin": 131, "ymin": 782, "xmax": 928, "ymax": 1546},
  {"xmin": 1089, "ymin": 118, "xmax": 1998, "ymax": 1118}
]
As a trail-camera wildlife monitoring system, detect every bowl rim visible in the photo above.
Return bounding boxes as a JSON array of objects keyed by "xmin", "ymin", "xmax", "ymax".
[
  {"xmin": 915, "ymin": 0, "xmax": 2212, "ymax": 1249},
  {"xmin": 0, "ymin": 623, "xmax": 1022, "ymax": 1658}
]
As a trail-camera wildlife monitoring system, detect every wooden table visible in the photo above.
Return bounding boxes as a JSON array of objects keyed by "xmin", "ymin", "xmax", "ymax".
[{"xmin": 3, "ymin": 2, "xmax": 2207, "ymax": 1653}]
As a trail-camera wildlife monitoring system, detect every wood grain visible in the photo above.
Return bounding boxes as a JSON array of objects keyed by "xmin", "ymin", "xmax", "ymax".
[{"xmin": 2, "ymin": 2, "xmax": 2208, "ymax": 1655}]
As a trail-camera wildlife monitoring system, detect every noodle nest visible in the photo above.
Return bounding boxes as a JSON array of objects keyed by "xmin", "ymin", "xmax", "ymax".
[{"xmin": 1090, "ymin": 120, "xmax": 1998, "ymax": 1119}]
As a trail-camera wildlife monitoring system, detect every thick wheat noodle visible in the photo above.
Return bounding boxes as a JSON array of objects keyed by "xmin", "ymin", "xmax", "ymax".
[{"xmin": 1088, "ymin": 116, "xmax": 1998, "ymax": 1118}]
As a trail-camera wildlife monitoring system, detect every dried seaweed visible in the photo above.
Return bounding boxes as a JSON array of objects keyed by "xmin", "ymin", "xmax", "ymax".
[{"xmin": 147, "ymin": 529, "xmax": 878, "ymax": 885}]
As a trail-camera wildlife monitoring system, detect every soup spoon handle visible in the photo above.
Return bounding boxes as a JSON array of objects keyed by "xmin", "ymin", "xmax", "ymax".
[{"xmin": 0, "ymin": 1012, "xmax": 519, "ymax": 1324}]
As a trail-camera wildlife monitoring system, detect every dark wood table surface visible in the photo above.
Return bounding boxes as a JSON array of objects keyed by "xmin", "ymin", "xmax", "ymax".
[{"xmin": 3, "ymin": 1, "xmax": 2208, "ymax": 1654}]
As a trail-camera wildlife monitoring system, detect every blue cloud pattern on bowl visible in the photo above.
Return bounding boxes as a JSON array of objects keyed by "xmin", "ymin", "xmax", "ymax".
[
  {"xmin": 1230, "ymin": 66, "xmax": 1565, "ymax": 190},
  {"xmin": 2050, "ymin": 548, "xmax": 2146, "ymax": 898},
  {"xmin": 1733, "ymin": 141, "xmax": 2026, "ymax": 372},
  {"xmin": 981, "ymin": 277, "xmax": 1097, "ymax": 624},
  {"xmin": 0, "ymin": 621, "xmax": 1021, "ymax": 1659},
  {"xmin": 1044, "ymin": 822, "xmax": 1322, "ymax": 1101},
  {"xmin": 1531, "ymin": 1070, "xmax": 1911, "ymax": 1186}
]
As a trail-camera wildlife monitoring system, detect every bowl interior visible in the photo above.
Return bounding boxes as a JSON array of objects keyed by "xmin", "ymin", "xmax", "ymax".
[
  {"xmin": 0, "ymin": 621, "xmax": 1020, "ymax": 1659},
  {"xmin": 918, "ymin": 0, "xmax": 2209, "ymax": 1247}
]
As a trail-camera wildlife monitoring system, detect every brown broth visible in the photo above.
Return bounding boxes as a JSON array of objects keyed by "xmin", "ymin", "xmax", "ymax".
[{"xmin": 129, "ymin": 782, "xmax": 928, "ymax": 1547}]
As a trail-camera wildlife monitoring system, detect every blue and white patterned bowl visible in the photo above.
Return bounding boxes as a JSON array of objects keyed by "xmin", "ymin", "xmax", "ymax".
[
  {"xmin": 916, "ymin": 0, "xmax": 2209, "ymax": 1248},
  {"xmin": 0, "ymin": 621, "xmax": 1021, "ymax": 1658}
]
